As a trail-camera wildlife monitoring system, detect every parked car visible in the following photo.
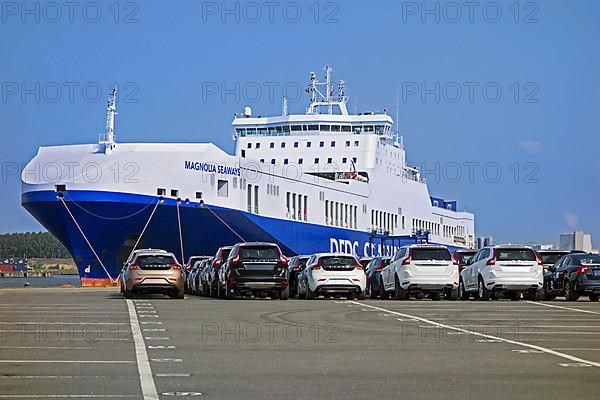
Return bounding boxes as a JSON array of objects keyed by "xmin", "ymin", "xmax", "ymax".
[
  {"xmin": 359, "ymin": 257, "xmax": 374, "ymax": 270},
  {"xmin": 207, "ymin": 246, "xmax": 233, "ymax": 298},
  {"xmin": 199, "ymin": 257, "xmax": 214, "ymax": 296},
  {"xmin": 365, "ymin": 256, "xmax": 391, "ymax": 298},
  {"xmin": 218, "ymin": 242, "xmax": 289, "ymax": 299},
  {"xmin": 543, "ymin": 253, "xmax": 600, "ymax": 302},
  {"xmin": 185, "ymin": 261, "xmax": 199, "ymax": 294},
  {"xmin": 452, "ymin": 249, "xmax": 478, "ymax": 273},
  {"xmin": 381, "ymin": 245, "xmax": 458, "ymax": 300},
  {"xmin": 287, "ymin": 255, "xmax": 310, "ymax": 298},
  {"xmin": 459, "ymin": 245, "xmax": 543, "ymax": 301},
  {"xmin": 536, "ymin": 250, "xmax": 570, "ymax": 273},
  {"xmin": 120, "ymin": 249, "xmax": 184, "ymax": 299},
  {"xmin": 191, "ymin": 258, "xmax": 211, "ymax": 296},
  {"xmin": 185, "ymin": 255, "xmax": 209, "ymax": 276},
  {"xmin": 298, "ymin": 253, "xmax": 366, "ymax": 300}
]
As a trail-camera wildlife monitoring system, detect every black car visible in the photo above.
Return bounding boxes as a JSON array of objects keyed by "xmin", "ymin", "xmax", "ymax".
[
  {"xmin": 287, "ymin": 255, "xmax": 310, "ymax": 298},
  {"xmin": 207, "ymin": 246, "xmax": 233, "ymax": 298},
  {"xmin": 452, "ymin": 249, "xmax": 477, "ymax": 273},
  {"xmin": 544, "ymin": 253, "xmax": 600, "ymax": 301},
  {"xmin": 536, "ymin": 250, "xmax": 569, "ymax": 273},
  {"xmin": 218, "ymin": 242, "xmax": 289, "ymax": 300},
  {"xmin": 365, "ymin": 256, "xmax": 391, "ymax": 298}
]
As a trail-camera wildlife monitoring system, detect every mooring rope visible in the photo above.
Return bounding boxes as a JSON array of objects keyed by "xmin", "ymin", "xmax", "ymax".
[
  {"xmin": 203, "ymin": 203, "xmax": 246, "ymax": 242},
  {"xmin": 176, "ymin": 200, "xmax": 185, "ymax": 265},
  {"xmin": 124, "ymin": 198, "xmax": 162, "ymax": 264}
]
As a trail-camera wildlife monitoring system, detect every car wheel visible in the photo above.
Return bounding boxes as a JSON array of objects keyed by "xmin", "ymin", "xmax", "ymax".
[
  {"xmin": 224, "ymin": 281, "xmax": 235, "ymax": 300},
  {"xmin": 589, "ymin": 294, "xmax": 599, "ymax": 302},
  {"xmin": 446, "ymin": 287, "xmax": 458, "ymax": 301},
  {"xmin": 379, "ymin": 278, "xmax": 388, "ymax": 299},
  {"xmin": 459, "ymin": 280, "xmax": 469, "ymax": 300},
  {"xmin": 306, "ymin": 282, "xmax": 316, "ymax": 300},
  {"xmin": 532, "ymin": 289, "xmax": 544, "ymax": 301},
  {"xmin": 279, "ymin": 286, "xmax": 289, "ymax": 300},
  {"xmin": 217, "ymin": 281, "xmax": 226, "ymax": 299},
  {"xmin": 357, "ymin": 290, "xmax": 366, "ymax": 300},
  {"xmin": 346, "ymin": 292, "xmax": 356, "ymax": 300},
  {"xmin": 209, "ymin": 281, "xmax": 217, "ymax": 298},
  {"xmin": 170, "ymin": 287, "xmax": 184, "ymax": 299},
  {"xmin": 564, "ymin": 280, "xmax": 579, "ymax": 302},
  {"xmin": 478, "ymin": 277, "xmax": 490, "ymax": 301},
  {"xmin": 368, "ymin": 282, "xmax": 378, "ymax": 299},
  {"xmin": 124, "ymin": 288, "xmax": 133, "ymax": 299},
  {"xmin": 430, "ymin": 292, "xmax": 442, "ymax": 301},
  {"xmin": 509, "ymin": 291, "xmax": 521, "ymax": 301},
  {"xmin": 297, "ymin": 282, "xmax": 306, "ymax": 299},
  {"xmin": 394, "ymin": 277, "xmax": 408, "ymax": 300}
]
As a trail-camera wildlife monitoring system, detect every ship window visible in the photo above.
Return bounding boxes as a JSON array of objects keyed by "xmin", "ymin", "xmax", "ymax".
[
  {"xmin": 354, "ymin": 140, "xmax": 359, "ymax": 146},
  {"xmin": 233, "ymin": 177, "xmax": 238, "ymax": 189},
  {"xmin": 247, "ymin": 128, "xmax": 256, "ymax": 135},
  {"xmin": 342, "ymin": 158, "xmax": 347, "ymax": 164},
  {"xmin": 302, "ymin": 125, "xmax": 308, "ymax": 131},
  {"xmin": 171, "ymin": 189, "xmax": 179, "ymax": 197},
  {"xmin": 320, "ymin": 125, "xmax": 331, "ymax": 131},
  {"xmin": 157, "ymin": 188, "xmax": 166, "ymax": 196},
  {"xmin": 307, "ymin": 142, "xmax": 312, "ymax": 148},
  {"xmin": 217, "ymin": 180, "xmax": 228, "ymax": 197},
  {"xmin": 294, "ymin": 142, "xmax": 298, "ymax": 148},
  {"xmin": 352, "ymin": 157, "xmax": 357, "ymax": 163},
  {"xmin": 247, "ymin": 143, "xmax": 252, "ymax": 149},
  {"xmin": 281, "ymin": 142, "xmax": 286, "ymax": 148},
  {"xmin": 256, "ymin": 143, "xmax": 261, "ymax": 149},
  {"xmin": 352, "ymin": 125, "xmax": 362, "ymax": 133},
  {"xmin": 291, "ymin": 125, "xmax": 302, "ymax": 131},
  {"xmin": 283, "ymin": 125, "xmax": 290, "ymax": 133},
  {"xmin": 276, "ymin": 126, "xmax": 283, "ymax": 134},
  {"xmin": 331, "ymin": 125, "xmax": 340, "ymax": 132},
  {"xmin": 298, "ymin": 158, "xmax": 303, "ymax": 164},
  {"xmin": 284, "ymin": 159, "xmax": 289, "ymax": 165},
  {"xmin": 330, "ymin": 141, "xmax": 336, "ymax": 147},
  {"xmin": 270, "ymin": 142, "xmax": 274, "ymax": 148},
  {"xmin": 258, "ymin": 128, "xmax": 267, "ymax": 135},
  {"xmin": 271, "ymin": 159, "xmax": 276, "ymax": 165},
  {"xmin": 375, "ymin": 125, "xmax": 385, "ymax": 134},
  {"xmin": 341, "ymin": 125, "xmax": 351, "ymax": 132},
  {"xmin": 260, "ymin": 159, "xmax": 264, "ymax": 163},
  {"xmin": 319, "ymin": 141, "xmax": 324, "ymax": 147},
  {"xmin": 241, "ymin": 149, "xmax": 246, "ymax": 158},
  {"xmin": 345, "ymin": 141, "xmax": 350, "ymax": 147},
  {"xmin": 364, "ymin": 125, "xmax": 374, "ymax": 132},
  {"xmin": 314, "ymin": 157, "xmax": 319, "ymax": 164},
  {"xmin": 268, "ymin": 127, "xmax": 276, "ymax": 136},
  {"xmin": 327, "ymin": 158, "xmax": 332, "ymax": 164},
  {"xmin": 308, "ymin": 125, "xmax": 318, "ymax": 131},
  {"xmin": 195, "ymin": 191, "xmax": 202, "ymax": 199}
]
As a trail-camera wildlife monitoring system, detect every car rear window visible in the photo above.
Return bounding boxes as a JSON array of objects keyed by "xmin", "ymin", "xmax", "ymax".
[
  {"xmin": 239, "ymin": 246, "xmax": 280, "ymax": 260},
  {"xmin": 577, "ymin": 255, "xmax": 600, "ymax": 265},
  {"xmin": 539, "ymin": 252, "xmax": 567, "ymax": 265},
  {"xmin": 321, "ymin": 256, "xmax": 357, "ymax": 266},
  {"xmin": 457, "ymin": 252, "xmax": 476, "ymax": 265},
  {"xmin": 219, "ymin": 249, "xmax": 231, "ymax": 260},
  {"xmin": 296, "ymin": 257, "xmax": 309, "ymax": 269},
  {"xmin": 412, "ymin": 248, "xmax": 451, "ymax": 261},
  {"xmin": 496, "ymin": 249, "xmax": 536, "ymax": 261},
  {"xmin": 136, "ymin": 255, "xmax": 175, "ymax": 269}
]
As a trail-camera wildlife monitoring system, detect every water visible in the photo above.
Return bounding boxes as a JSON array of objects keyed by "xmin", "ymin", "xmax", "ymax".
[{"xmin": 0, "ymin": 275, "xmax": 81, "ymax": 288}]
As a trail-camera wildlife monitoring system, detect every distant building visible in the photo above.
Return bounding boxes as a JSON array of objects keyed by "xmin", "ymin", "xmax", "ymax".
[
  {"xmin": 559, "ymin": 231, "xmax": 593, "ymax": 252},
  {"xmin": 532, "ymin": 244, "xmax": 556, "ymax": 251},
  {"xmin": 476, "ymin": 236, "xmax": 494, "ymax": 249},
  {"xmin": 0, "ymin": 258, "xmax": 28, "ymax": 272}
]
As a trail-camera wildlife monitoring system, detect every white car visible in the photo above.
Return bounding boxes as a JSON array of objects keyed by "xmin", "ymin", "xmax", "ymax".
[
  {"xmin": 298, "ymin": 253, "xmax": 366, "ymax": 300},
  {"xmin": 459, "ymin": 245, "xmax": 543, "ymax": 301},
  {"xmin": 381, "ymin": 245, "xmax": 458, "ymax": 300}
]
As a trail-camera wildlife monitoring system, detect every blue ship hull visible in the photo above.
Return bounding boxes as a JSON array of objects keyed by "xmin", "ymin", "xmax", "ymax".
[{"xmin": 22, "ymin": 190, "xmax": 452, "ymax": 285}]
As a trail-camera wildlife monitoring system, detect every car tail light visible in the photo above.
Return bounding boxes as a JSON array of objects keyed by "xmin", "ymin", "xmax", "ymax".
[
  {"xmin": 535, "ymin": 253, "xmax": 543, "ymax": 266},
  {"xmin": 355, "ymin": 261, "xmax": 363, "ymax": 270},
  {"xmin": 172, "ymin": 264, "xmax": 182, "ymax": 270},
  {"xmin": 312, "ymin": 261, "xmax": 321, "ymax": 270},
  {"xmin": 402, "ymin": 249, "xmax": 412, "ymax": 265},
  {"xmin": 129, "ymin": 263, "xmax": 139, "ymax": 270},
  {"xmin": 577, "ymin": 266, "xmax": 591, "ymax": 275},
  {"xmin": 486, "ymin": 249, "xmax": 497, "ymax": 266},
  {"xmin": 375, "ymin": 265, "xmax": 384, "ymax": 272},
  {"xmin": 452, "ymin": 257, "xmax": 459, "ymax": 266},
  {"xmin": 230, "ymin": 254, "xmax": 240, "ymax": 266},
  {"xmin": 214, "ymin": 259, "xmax": 222, "ymax": 268},
  {"xmin": 280, "ymin": 255, "xmax": 289, "ymax": 266}
]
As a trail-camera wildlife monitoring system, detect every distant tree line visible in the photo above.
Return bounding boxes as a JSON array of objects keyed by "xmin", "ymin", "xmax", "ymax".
[{"xmin": 0, "ymin": 232, "xmax": 70, "ymax": 259}]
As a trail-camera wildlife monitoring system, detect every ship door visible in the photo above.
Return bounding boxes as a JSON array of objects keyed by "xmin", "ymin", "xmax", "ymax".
[{"xmin": 247, "ymin": 184, "xmax": 253, "ymax": 213}]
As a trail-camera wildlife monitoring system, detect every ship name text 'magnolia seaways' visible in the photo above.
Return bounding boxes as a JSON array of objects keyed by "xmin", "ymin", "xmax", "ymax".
[{"xmin": 21, "ymin": 67, "xmax": 475, "ymax": 286}]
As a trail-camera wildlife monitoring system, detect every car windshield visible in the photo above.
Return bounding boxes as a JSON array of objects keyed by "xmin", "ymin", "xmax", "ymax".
[
  {"xmin": 576, "ymin": 255, "xmax": 600, "ymax": 265},
  {"xmin": 360, "ymin": 258, "xmax": 373, "ymax": 268},
  {"xmin": 496, "ymin": 249, "xmax": 536, "ymax": 261},
  {"xmin": 136, "ymin": 255, "xmax": 175, "ymax": 268},
  {"xmin": 457, "ymin": 252, "xmax": 476, "ymax": 264},
  {"xmin": 239, "ymin": 246, "xmax": 280, "ymax": 260},
  {"xmin": 321, "ymin": 256, "xmax": 356, "ymax": 266},
  {"xmin": 412, "ymin": 248, "xmax": 451, "ymax": 261},
  {"xmin": 296, "ymin": 257, "xmax": 309, "ymax": 269},
  {"xmin": 539, "ymin": 252, "xmax": 567, "ymax": 264}
]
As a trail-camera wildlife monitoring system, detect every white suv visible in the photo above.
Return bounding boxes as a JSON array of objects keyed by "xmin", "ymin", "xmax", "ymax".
[
  {"xmin": 459, "ymin": 245, "xmax": 543, "ymax": 301},
  {"xmin": 298, "ymin": 253, "xmax": 366, "ymax": 300},
  {"xmin": 381, "ymin": 245, "xmax": 458, "ymax": 300}
]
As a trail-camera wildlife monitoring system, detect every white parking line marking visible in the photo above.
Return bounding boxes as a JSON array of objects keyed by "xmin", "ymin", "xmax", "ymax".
[
  {"xmin": 553, "ymin": 348, "xmax": 600, "ymax": 351},
  {"xmin": 145, "ymin": 337, "xmax": 170, "ymax": 340},
  {"xmin": 349, "ymin": 301, "xmax": 600, "ymax": 368},
  {"xmin": 143, "ymin": 329, "xmax": 166, "ymax": 332},
  {"xmin": 525, "ymin": 301, "xmax": 600, "ymax": 315},
  {"xmin": 148, "ymin": 345, "xmax": 176, "ymax": 349},
  {"xmin": 151, "ymin": 358, "xmax": 183, "ymax": 363},
  {"xmin": 0, "ymin": 396, "xmax": 138, "ymax": 398},
  {"xmin": 558, "ymin": 363, "xmax": 592, "ymax": 367},
  {"xmin": 126, "ymin": 299, "xmax": 159, "ymax": 400},
  {"xmin": 155, "ymin": 373, "xmax": 191, "ymax": 377},
  {"xmin": 140, "ymin": 321, "xmax": 163, "ymax": 325},
  {"xmin": 0, "ymin": 346, "xmax": 92, "ymax": 350}
]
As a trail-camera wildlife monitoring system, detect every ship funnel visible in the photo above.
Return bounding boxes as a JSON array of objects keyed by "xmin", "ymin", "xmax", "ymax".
[{"xmin": 243, "ymin": 106, "xmax": 252, "ymax": 117}]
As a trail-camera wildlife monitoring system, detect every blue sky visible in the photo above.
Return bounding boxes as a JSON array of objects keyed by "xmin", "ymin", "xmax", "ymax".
[{"xmin": 1, "ymin": 0, "xmax": 599, "ymax": 246}]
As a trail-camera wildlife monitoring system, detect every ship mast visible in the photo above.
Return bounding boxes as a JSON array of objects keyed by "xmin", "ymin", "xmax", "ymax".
[{"xmin": 101, "ymin": 87, "xmax": 117, "ymax": 151}]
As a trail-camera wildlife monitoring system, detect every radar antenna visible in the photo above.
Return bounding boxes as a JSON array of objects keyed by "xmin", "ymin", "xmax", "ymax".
[{"xmin": 101, "ymin": 87, "xmax": 118, "ymax": 151}]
